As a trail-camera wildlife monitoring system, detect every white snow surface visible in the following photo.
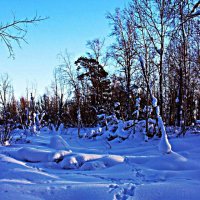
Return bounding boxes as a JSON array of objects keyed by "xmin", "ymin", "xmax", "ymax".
[
  {"xmin": 152, "ymin": 96, "xmax": 158, "ymax": 107},
  {"xmin": 49, "ymin": 135, "xmax": 71, "ymax": 150},
  {"xmin": 158, "ymin": 116, "xmax": 172, "ymax": 154},
  {"xmin": 0, "ymin": 128, "xmax": 200, "ymax": 200}
]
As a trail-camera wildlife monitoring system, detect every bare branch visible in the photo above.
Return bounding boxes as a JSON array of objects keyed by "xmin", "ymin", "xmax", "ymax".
[{"xmin": 0, "ymin": 14, "xmax": 48, "ymax": 58}]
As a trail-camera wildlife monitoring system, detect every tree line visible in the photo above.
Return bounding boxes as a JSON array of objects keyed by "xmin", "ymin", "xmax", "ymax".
[{"xmin": 0, "ymin": 0, "xmax": 199, "ymax": 144}]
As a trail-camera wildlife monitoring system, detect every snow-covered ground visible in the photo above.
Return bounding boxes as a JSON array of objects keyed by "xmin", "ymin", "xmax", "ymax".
[{"xmin": 0, "ymin": 128, "xmax": 200, "ymax": 200}]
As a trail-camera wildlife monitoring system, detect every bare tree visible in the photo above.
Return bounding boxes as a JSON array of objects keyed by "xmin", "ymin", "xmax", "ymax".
[
  {"xmin": 139, "ymin": 56, "xmax": 172, "ymax": 153},
  {"xmin": 131, "ymin": 0, "xmax": 179, "ymax": 118},
  {"xmin": 86, "ymin": 38, "xmax": 109, "ymax": 66},
  {"xmin": 0, "ymin": 14, "xmax": 48, "ymax": 58},
  {"xmin": 181, "ymin": 0, "xmax": 200, "ymax": 22},
  {"xmin": 165, "ymin": 0, "xmax": 200, "ymax": 130},
  {"xmin": 107, "ymin": 8, "xmax": 138, "ymax": 119},
  {"xmin": 57, "ymin": 51, "xmax": 83, "ymax": 137}
]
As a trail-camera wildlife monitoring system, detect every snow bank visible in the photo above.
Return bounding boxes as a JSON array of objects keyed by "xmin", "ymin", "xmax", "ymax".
[
  {"xmin": 59, "ymin": 155, "xmax": 79, "ymax": 169},
  {"xmin": 51, "ymin": 150, "xmax": 72, "ymax": 162},
  {"xmin": 6, "ymin": 147, "xmax": 72, "ymax": 163},
  {"xmin": 49, "ymin": 135, "xmax": 71, "ymax": 150},
  {"xmin": 127, "ymin": 151, "xmax": 200, "ymax": 171},
  {"xmin": 59, "ymin": 153, "xmax": 124, "ymax": 170},
  {"xmin": 99, "ymin": 155, "xmax": 124, "ymax": 167},
  {"xmin": 16, "ymin": 147, "xmax": 50, "ymax": 162}
]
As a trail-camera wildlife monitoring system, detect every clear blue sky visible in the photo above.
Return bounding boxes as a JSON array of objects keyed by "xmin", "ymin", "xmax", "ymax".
[{"xmin": 0, "ymin": 0, "xmax": 129, "ymax": 98}]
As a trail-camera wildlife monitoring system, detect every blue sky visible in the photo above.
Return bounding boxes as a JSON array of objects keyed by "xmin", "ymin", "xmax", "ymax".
[{"xmin": 0, "ymin": 0, "xmax": 129, "ymax": 98}]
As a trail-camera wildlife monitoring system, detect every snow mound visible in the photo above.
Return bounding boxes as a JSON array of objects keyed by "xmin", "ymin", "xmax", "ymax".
[
  {"xmin": 49, "ymin": 135, "xmax": 71, "ymax": 150},
  {"xmin": 99, "ymin": 155, "xmax": 125, "ymax": 167},
  {"xmin": 5, "ymin": 147, "xmax": 124, "ymax": 171},
  {"xmin": 59, "ymin": 154, "xmax": 101, "ymax": 170},
  {"xmin": 50, "ymin": 150, "xmax": 72, "ymax": 162},
  {"xmin": 75, "ymin": 154, "xmax": 102, "ymax": 164},
  {"xmin": 80, "ymin": 155, "xmax": 124, "ymax": 170},
  {"xmin": 59, "ymin": 153, "xmax": 124, "ymax": 170},
  {"xmin": 59, "ymin": 155, "xmax": 79, "ymax": 169},
  {"xmin": 6, "ymin": 147, "xmax": 72, "ymax": 163},
  {"xmin": 16, "ymin": 147, "xmax": 50, "ymax": 162}
]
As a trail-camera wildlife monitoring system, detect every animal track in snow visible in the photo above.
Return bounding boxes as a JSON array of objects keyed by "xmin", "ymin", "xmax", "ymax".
[{"xmin": 111, "ymin": 183, "xmax": 135, "ymax": 200}]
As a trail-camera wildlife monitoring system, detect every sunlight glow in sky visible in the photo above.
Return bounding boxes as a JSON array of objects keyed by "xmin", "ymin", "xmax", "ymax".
[{"xmin": 0, "ymin": 0, "xmax": 129, "ymax": 98}]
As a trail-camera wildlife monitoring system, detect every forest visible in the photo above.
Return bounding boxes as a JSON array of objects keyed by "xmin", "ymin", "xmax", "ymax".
[{"xmin": 0, "ymin": 1, "xmax": 200, "ymax": 200}]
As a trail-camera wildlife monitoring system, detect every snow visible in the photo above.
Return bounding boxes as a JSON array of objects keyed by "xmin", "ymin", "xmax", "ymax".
[
  {"xmin": 158, "ymin": 134, "xmax": 172, "ymax": 154},
  {"xmin": 49, "ymin": 135, "xmax": 71, "ymax": 150},
  {"xmin": 158, "ymin": 117, "xmax": 172, "ymax": 154},
  {"xmin": 30, "ymin": 124, "xmax": 37, "ymax": 134},
  {"xmin": 59, "ymin": 155, "xmax": 79, "ymax": 169},
  {"xmin": 175, "ymin": 97, "xmax": 179, "ymax": 103},
  {"xmin": 57, "ymin": 123, "xmax": 65, "ymax": 134},
  {"xmin": 0, "ymin": 128, "xmax": 200, "ymax": 199},
  {"xmin": 115, "ymin": 121, "xmax": 130, "ymax": 139},
  {"xmin": 196, "ymin": 120, "xmax": 200, "ymax": 124},
  {"xmin": 135, "ymin": 97, "xmax": 141, "ymax": 107},
  {"xmin": 12, "ymin": 147, "xmax": 51, "ymax": 162},
  {"xmin": 80, "ymin": 160, "xmax": 106, "ymax": 170},
  {"xmin": 97, "ymin": 113, "xmax": 106, "ymax": 119},
  {"xmin": 114, "ymin": 102, "xmax": 120, "ymax": 107},
  {"xmin": 152, "ymin": 96, "xmax": 158, "ymax": 107}
]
